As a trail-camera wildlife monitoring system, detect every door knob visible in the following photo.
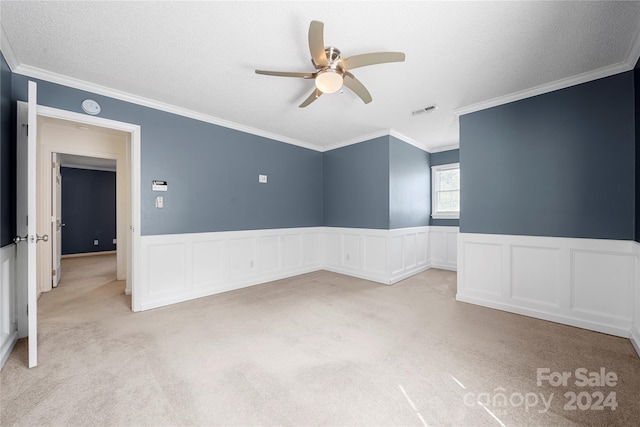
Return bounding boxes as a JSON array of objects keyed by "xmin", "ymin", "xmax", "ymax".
[
  {"xmin": 13, "ymin": 235, "xmax": 28, "ymax": 244},
  {"xmin": 36, "ymin": 234, "xmax": 49, "ymax": 243}
]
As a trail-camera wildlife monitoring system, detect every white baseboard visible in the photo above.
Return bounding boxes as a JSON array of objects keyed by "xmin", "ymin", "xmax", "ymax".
[
  {"xmin": 457, "ymin": 294, "xmax": 629, "ymax": 338},
  {"xmin": 457, "ymin": 233, "xmax": 635, "ymax": 340},
  {"xmin": 61, "ymin": 250, "xmax": 117, "ymax": 259},
  {"xmin": 631, "ymin": 329, "xmax": 640, "ymax": 359}
]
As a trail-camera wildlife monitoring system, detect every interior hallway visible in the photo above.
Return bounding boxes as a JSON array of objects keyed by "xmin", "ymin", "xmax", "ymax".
[{"xmin": 1, "ymin": 256, "xmax": 639, "ymax": 426}]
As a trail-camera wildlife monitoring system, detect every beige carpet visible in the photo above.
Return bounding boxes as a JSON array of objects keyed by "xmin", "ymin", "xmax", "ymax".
[{"xmin": 1, "ymin": 254, "xmax": 639, "ymax": 426}]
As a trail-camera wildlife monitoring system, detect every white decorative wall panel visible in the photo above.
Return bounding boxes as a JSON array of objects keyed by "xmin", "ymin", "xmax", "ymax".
[
  {"xmin": 139, "ymin": 226, "xmax": 457, "ymax": 311},
  {"xmin": 139, "ymin": 228, "xmax": 324, "ymax": 311},
  {"xmin": 458, "ymin": 233, "xmax": 636, "ymax": 338},
  {"xmin": 0, "ymin": 245, "xmax": 17, "ymax": 370},
  {"xmin": 146, "ymin": 243, "xmax": 186, "ymax": 297},
  {"xmin": 228, "ymin": 238, "xmax": 256, "ymax": 280},
  {"xmin": 430, "ymin": 226, "xmax": 459, "ymax": 271},
  {"xmin": 364, "ymin": 235, "xmax": 386, "ymax": 274},
  {"xmin": 572, "ymin": 250, "xmax": 633, "ymax": 323},
  {"xmin": 342, "ymin": 234, "xmax": 361, "ymax": 269},
  {"xmin": 461, "ymin": 242, "xmax": 502, "ymax": 297},
  {"xmin": 404, "ymin": 233, "xmax": 416, "ymax": 270},
  {"xmin": 259, "ymin": 236, "xmax": 281, "ymax": 274},
  {"xmin": 283, "ymin": 235, "xmax": 301, "ymax": 270},
  {"xmin": 192, "ymin": 240, "xmax": 224, "ymax": 288},
  {"xmin": 511, "ymin": 246, "xmax": 560, "ymax": 308},
  {"xmin": 324, "ymin": 232, "xmax": 341, "ymax": 266},
  {"xmin": 302, "ymin": 233, "xmax": 321, "ymax": 266},
  {"xmin": 390, "ymin": 236, "xmax": 404, "ymax": 275}
]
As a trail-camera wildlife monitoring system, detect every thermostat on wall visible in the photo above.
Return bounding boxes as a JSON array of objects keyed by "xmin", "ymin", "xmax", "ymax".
[{"xmin": 152, "ymin": 180, "xmax": 168, "ymax": 191}]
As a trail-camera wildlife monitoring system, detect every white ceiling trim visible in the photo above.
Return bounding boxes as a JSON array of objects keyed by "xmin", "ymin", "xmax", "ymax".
[
  {"xmin": 320, "ymin": 129, "xmax": 390, "ymax": 152},
  {"xmin": 454, "ymin": 61, "xmax": 631, "ymax": 117},
  {"xmin": 10, "ymin": 62, "xmax": 323, "ymax": 152},
  {"xmin": 427, "ymin": 143, "xmax": 460, "ymax": 154},
  {"xmin": 455, "ymin": 24, "xmax": 640, "ymax": 117},
  {"xmin": 389, "ymin": 129, "xmax": 435, "ymax": 153}
]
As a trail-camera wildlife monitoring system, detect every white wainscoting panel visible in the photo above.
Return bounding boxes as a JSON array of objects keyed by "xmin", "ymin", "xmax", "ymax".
[
  {"xmin": 458, "ymin": 233, "xmax": 636, "ymax": 338},
  {"xmin": 0, "ymin": 245, "xmax": 17, "ymax": 370},
  {"xmin": 632, "ymin": 243, "xmax": 640, "ymax": 358},
  {"xmin": 139, "ymin": 226, "xmax": 458, "ymax": 311},
  {"xmin": 139, "ymin": 228, "xmax": 323, "ymax": 311},
  {"xmin": 430, "ymin": 226, "xmax": 459, "ymax": 271},
  {"xmin": 323, "ymin": 227, "xmax": 432, "ymax": 285}
]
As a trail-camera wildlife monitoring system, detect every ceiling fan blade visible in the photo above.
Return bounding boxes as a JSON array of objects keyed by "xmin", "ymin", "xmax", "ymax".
[
  {"xmin": 308, "ymin": 21, "xmax": 328, "ymax": 67},
  {"xmin": 343, "ymin": 73, "xmax": 372, "ymax": 104},
  {"xmin": 341, "ymin": 52, "xmax": 405, "ymax": 70},
  {"xmin": 299, "ymin": 88, "xmax": 323, "ymax": 108},
  {"xmin": 255, "ymin": 70, "xmax": 315, "ymax": 78}
]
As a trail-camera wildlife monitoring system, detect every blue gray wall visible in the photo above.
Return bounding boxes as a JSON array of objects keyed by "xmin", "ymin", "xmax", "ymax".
[
  {"xmin": 61, "ymin": 167, "xmax": 116, "ymax": 254},
  {"xmin": 389, "ymin": 136, "xmax": 430, "ymax": 228},
  {"xmin": 323, "ymin": 136, "xmax": 390, "ymax": 229},
  {"xmin": 429, "ymin": 149, "xmax": 460, "ymax": 227},
  {"xmin": 0, "ymin": 53, "xmax": 14, "ymax": 247},
  {"xmin": 460, "ymin": 71, "xmax": 635, "ymax": 240},
  {"xmin": 11, "ymin": 74, "xmax": 323, "ymax": 235}
]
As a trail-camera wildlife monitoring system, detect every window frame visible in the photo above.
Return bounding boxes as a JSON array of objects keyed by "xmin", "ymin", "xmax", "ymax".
[{"xmin": 431, "ymin": 162, "xmax": 460, "ymax": 219}]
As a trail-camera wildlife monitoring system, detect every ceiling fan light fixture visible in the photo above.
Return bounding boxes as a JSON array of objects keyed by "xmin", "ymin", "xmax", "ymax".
[{"xmin": 315, "ymin": 69, "xmax": 343, "ymax": 93}]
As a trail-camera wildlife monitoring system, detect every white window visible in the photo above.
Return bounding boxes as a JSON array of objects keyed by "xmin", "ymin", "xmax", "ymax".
[{"xmin": 431, "ymin": 163, "xmax": 460, "ymax": 219}]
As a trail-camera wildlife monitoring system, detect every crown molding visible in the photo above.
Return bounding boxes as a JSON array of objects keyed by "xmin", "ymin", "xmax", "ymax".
[
  {"xmin": 454, "ymin": 61, "xmax": 631, "ymax": 116},
  {"xmin": 427, "ymin": 143, "xmax": 460, "ymax": 154},
  {"xmin": 389, "ymin": 129, "xmax": 430, "ymax": 152},
  {"xmin": 10, "ymin": 63, "xmax": 323, "ymax": 152},
  {"xmin": 454, "ymin": 24, "xmax": 640, "ymax": 117},
  {"xmin": 320, "ymin": 129, "xmax": 391, "ymax": 152}
]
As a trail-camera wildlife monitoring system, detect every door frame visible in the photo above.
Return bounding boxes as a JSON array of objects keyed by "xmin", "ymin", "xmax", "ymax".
[{"xmin": 29, "ymin": 103, "xmax": 142, "ymax": 311}]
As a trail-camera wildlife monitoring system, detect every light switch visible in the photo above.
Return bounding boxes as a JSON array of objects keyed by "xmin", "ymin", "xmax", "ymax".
[
  {"xmin": 259, "ymin": 174, "xmax": 267, "ymax": 183},
  {"xmin": 156, "ymin": 196, "xmax": 164, "ymax": 208}
]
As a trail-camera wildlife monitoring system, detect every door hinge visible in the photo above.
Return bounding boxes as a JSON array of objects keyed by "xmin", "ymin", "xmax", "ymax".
[
  {"xmin": 52, "ymin": 161, "xmax": 56, "ymax": 169},
  {"xmin": 52, "ymin": 269, "xmax": 56, "ymax": 276},
  {"xmin": 26, "ymin": 305, "xmax": 28, "ymax": 315},
  {"xmin": 22, "ymin": 123, "xmax": 28, "ymax": 136}
]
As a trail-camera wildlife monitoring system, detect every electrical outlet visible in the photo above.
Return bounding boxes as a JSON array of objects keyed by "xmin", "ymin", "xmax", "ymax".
[
  {"xmin": 259, "ymin": 174, "xmax": 267, "ymax": 183},
  {"xmin": 156, "ymin": 196, "xmax": 164, "ymax": 208},
  {"xmin": 93, "ymin": 240, "xmax": 99, "ymax": 246}
]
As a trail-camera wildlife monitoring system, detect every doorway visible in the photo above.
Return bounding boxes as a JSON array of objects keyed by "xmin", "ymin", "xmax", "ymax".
[
  {"xmin": 54, "ymin": 153, "xmax": 118, "ymax": 289},
  {"xmin": 31, "ymin": 104, "xmax": 141, "ymax": 312}
]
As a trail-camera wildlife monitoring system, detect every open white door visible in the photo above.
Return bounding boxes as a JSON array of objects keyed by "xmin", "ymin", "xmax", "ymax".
[
  {"xmin": 51, "ymin": 153, "xmax": 62, "ymax": 287},
  {"xmin": 15, "ymin": 81, "xmax": 44, "ymax": 368}
]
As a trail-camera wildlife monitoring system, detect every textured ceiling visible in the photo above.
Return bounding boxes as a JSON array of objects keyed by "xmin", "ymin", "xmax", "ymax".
[{"xmin": 2, "ymin": 1, "xmax": 640, "ymax": 152}]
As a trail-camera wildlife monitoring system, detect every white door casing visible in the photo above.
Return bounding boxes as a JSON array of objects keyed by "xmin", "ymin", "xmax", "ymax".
[
  {"xmin": 51, "ymin": 153, "xmax": 62, "ymax": 287},
  {"xmin": 34, "ymin": 105, "xmax": 142, "ymax": 311}
]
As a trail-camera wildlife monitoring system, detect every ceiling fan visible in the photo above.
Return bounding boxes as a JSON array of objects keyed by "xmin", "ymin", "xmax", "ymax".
[{"xmin": 255, "ymin": 20, "xmax": 405, "ymax": 108}]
